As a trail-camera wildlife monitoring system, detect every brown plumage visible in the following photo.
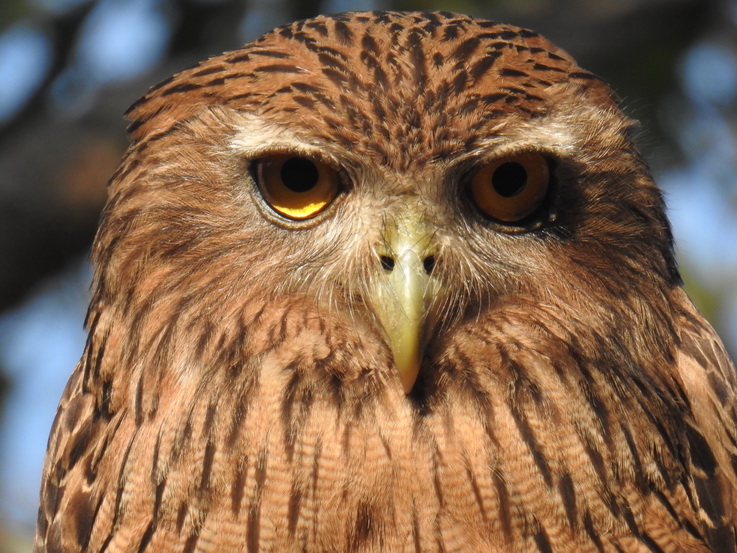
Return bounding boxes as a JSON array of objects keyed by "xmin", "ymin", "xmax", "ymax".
[{"xmin": 35, "ymin": 10, "xmax": 737, "ymax": 553}]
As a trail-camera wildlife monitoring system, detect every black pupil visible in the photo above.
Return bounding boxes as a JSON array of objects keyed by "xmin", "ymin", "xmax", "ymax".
[
  {"xmin": 280, "ymin": 157, "xmax": 319, "ymax": 193},
  {"xmin": 492, "ymin": 162, "xmax": 527, "ymax": 197}
]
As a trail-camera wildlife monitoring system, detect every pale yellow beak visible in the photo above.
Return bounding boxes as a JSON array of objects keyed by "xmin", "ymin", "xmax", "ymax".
[{"xmin": 366, "ymin": 209, "xmax": 443, "ymax": 393}]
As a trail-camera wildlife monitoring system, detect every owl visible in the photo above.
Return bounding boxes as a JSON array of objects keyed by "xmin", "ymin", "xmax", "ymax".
[{"xmin": 35, "ymin": 10, "xmax": 737, "ymax": 553}]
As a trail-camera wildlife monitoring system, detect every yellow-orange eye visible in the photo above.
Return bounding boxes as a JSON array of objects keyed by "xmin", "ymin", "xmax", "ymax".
[
  {"xmin": 469, "ymin": 152, "xmax": 550, "ymax": 223},
  {"xmin": 255, "ymin": 154, "xmax": 340, "ymax": 220}
]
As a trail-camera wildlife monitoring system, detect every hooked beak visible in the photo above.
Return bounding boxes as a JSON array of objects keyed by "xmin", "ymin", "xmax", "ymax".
[{"xmin": 366, "ymin": 208, "xmax": 445, "ymax": 393}]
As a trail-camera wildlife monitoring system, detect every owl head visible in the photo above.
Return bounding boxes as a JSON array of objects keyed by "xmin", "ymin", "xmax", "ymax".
[{"xmin": 96, "ymin": 11, "xmax": 678, "ymax": 400}]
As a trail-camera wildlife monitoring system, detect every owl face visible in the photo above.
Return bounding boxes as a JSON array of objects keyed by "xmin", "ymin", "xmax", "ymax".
[{"xmin": 109, "ymin": 11, "xmax": 678, "ymax": 397}]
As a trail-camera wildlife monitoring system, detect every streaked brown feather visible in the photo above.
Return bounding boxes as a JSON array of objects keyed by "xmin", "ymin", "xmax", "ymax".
[
  {"xmin": 35, "ymin": 10, "xmax": 736, "ymax": 553},
  {"xmin": 675, "ymin": 289, "xmax": 737, "ymax": 552}
]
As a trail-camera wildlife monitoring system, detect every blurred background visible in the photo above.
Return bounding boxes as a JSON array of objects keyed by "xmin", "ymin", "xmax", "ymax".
[{"xmin": 0, "ymin": 0, "xmax": 736, "ymax": 550}]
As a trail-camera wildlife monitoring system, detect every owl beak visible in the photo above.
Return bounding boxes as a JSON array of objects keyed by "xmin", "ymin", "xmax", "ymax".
[{"xmin": 367, "ymin": 212, "xmax": 442, "ymax": 394}]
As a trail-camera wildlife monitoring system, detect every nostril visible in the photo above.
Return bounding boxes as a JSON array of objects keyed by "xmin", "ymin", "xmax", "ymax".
[
  {"xmin": 423, "ymin": 255, "xmax": 436, "ymax": 275},
  {"xmin": 380, "ymin": 255, "xmax": 395, "ymax": 271}
]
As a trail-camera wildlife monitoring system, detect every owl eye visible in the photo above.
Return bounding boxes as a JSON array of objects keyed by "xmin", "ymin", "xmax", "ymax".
[
  {"xmin": 254, "ymin": 154, "xmax": 340, "ymax": 220},
  {"xmin": 468, "ymin": 152, "xmax": 550, "ymax": 223}
]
